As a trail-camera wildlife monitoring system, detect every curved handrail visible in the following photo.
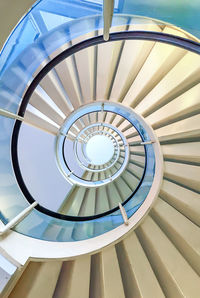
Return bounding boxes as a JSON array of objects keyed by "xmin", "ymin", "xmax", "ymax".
[
  {"xmin": 11, "ymin": 31, "xmax": 200, "ymax": 223},
  {"xmin": 18, "ymin": 30, "xmax": 200, "ymax": 116}
]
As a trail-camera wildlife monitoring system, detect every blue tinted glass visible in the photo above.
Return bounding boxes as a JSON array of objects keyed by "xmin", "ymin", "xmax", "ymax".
[{"xmin": 0, "ymin": 116, "xmax": 29, "ymax": 224}]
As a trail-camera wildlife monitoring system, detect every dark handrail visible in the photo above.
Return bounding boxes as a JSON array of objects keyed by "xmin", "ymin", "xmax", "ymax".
[{"xmin": 11, "ymin": 31, "xmax": 200, "ymax": 221}]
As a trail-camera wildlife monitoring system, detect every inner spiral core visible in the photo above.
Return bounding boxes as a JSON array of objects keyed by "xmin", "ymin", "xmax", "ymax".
[{"xmin": 85, "ymin": 135, "xmax": 115, "ymax": 165}]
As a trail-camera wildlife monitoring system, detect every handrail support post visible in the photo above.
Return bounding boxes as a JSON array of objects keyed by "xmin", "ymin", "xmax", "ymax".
[{"xmin": 0, "ymin": 202, "xmax": 38, "ymax": 236}]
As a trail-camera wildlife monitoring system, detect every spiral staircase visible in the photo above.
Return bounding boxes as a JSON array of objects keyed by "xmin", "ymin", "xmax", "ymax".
[{"xmin": 0, "ymin": 1, "xmax": 200, "ymax": 297}]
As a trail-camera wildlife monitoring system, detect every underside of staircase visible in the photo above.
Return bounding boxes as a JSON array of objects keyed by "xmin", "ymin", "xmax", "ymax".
[{"xmin": 0, "ymin": 1, "xmax": 200, "ymax": 298}]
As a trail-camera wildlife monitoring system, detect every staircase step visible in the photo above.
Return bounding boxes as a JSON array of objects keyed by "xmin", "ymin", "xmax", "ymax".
[
  {"xmin": 164, "ymin": 161, "xmax": 200, "ymax": 193},
  {"xmin": 124, "ymin": 26, "xmax": 187, "ymax": 110},
  {"xmin": 151, "ymin": 198, "xmax": 200, "ymax": 275},
  {"xmin": 53, "ymin": 256, "xmax": 90, "ymax": 298},
  {"xmin": 116, "ymin": 232, "xmax": 164, "ymax": 298},
  {"xmin": 9, "ymin": 261, "xmax": 62, "ymax": 298},
  {"xmin": 137, "ymin": 216, "xmax": 200, "ymax": 298},
  {"xmin": 160, "ymin": 179, "xmax": 200, "ymax": 226},
  {"xmin": 102, "ymin": 246, "xmax": 125, "ymax": 298}
]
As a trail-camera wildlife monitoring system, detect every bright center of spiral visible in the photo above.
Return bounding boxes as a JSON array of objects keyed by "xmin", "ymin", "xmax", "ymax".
[{"xmin": 85, "ymin": 135, "xmax": 115, "ymax": 165}]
